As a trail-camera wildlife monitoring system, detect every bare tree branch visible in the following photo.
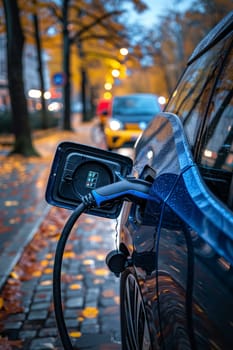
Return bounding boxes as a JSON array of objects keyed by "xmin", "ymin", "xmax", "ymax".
[{"xmin": 72, "ymin": 9, "xmax": 124, "ymax": 41}]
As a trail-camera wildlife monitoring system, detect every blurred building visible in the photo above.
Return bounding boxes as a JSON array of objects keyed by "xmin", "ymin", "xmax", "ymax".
[
  {"xmin": 0, "ymin": 33, "xmax": 50, "ymax": 111},
  {"xmin": 24, "ymin": 44, "xmax": 50, "ymax": 111}
]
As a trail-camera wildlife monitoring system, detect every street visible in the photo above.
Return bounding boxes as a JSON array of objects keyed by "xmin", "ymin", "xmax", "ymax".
[{"xmin": 0, "ymin": 115, "xmax": 121, "ymax": 349}]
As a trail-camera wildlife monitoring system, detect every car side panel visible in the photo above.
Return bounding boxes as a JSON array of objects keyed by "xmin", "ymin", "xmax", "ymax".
[
  {"xmin": 156, "ymin": 206, "xmax": 233, "ymax": 349},
  {"xmin": 127, "ymin": 112, "xmax": 233, "ymax": 348}
]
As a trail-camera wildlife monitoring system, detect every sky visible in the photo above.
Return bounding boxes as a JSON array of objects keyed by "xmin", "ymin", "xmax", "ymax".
[{"xmin": 130, "ymin": 0, "xmax": 193, "ymax": 28}]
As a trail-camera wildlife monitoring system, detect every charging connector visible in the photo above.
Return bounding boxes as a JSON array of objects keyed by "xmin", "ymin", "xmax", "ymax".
[{"xmin": 82, "ymin": 177, "xmax": 154, "ymax": 208}]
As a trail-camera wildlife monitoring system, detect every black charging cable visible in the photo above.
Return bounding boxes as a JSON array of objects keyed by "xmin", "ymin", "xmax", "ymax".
[
  {"xmin": 53, "ymin": 178, "xmax": 154, "ymax": 349},
  {"xmin": 53, "ymin": 202, "xmax": 88, "ymax": 350}
]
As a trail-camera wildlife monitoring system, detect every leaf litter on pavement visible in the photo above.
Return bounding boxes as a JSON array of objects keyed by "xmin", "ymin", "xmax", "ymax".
[
  {"xmin": 0, "ymin": 206, "xmax": 70, "ymax": 348},
  {"xmin": 0, "ymin": 205, "xmax": 113, "ymax": 348}
]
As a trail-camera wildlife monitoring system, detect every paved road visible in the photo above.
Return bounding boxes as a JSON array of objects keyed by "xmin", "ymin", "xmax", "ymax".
[{"xmin": 0, "ymin": 115, "xmax": 121, "ymax": 349}]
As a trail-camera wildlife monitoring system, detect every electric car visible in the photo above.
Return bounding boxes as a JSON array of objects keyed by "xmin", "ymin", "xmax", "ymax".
[{"xmin": 46, "ymin": 12, "xmax": 233, "ymax": 350}]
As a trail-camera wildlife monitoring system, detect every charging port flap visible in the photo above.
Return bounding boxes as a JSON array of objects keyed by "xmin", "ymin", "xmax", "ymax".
[{"xmin": 45, "ymin": 142, "xmax": 133, "ymax": 218}]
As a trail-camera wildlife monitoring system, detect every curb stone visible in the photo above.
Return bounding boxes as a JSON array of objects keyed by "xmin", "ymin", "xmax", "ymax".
[{"xmin": 0, "ymin": 200, "xmax": 51, "ymax": 291}]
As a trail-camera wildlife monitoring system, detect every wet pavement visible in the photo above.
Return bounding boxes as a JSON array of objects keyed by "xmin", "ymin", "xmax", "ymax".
[{"xmin": 0, "ymin": 115, "xmax": 121, "ymax": 349}]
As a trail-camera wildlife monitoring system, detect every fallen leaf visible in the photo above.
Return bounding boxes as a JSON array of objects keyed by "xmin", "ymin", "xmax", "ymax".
[
  {"xmin": 0, "ymin": 297, "xmax": 4, "ymax": 310},
  {"xmin": 10, "ymin": 271, "xmax": 19, "ymax": 280},
  {"xmin": 82, "ymin": 306, "xmax": 99, "ymax": 318},
  {"xmin": 69, "ymin": 284, "xmax": 81, "ymax": 290},
  {"xmin": 63, "ymin": 251, "xmax": 76, "ymax": 259},
  {"xmin": 69, "ymin": 331, "xmax": 82, "ymax": 338}
]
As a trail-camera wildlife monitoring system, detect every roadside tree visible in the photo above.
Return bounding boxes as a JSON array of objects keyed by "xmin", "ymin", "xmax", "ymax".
[
  {"xmin": 3, "ymin": 0, "xmax": 39, "ymax": 156},
  {"xmin": 47, "ymin": 0, "xmax": 148, "ymax": 129},
  {"xmin": 136, "ymin": 0, "xmax": 233, "ymax": 97}
]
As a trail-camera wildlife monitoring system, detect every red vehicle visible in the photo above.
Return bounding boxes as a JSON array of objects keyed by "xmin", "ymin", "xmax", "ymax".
[{"xmin": 96, "ymin": 98, "xmax": 112, "ymax": 127}]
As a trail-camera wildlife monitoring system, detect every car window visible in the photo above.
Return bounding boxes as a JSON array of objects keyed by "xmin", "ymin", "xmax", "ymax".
[
  {"xmin": 197, "ymin": 43, "xmax": 233, "ymax": 207},
  {"xmin": 112, "ymin": 95, "xmax": 160, "ymax": 116},
  {"xmin": 166, "ymin": 33, "xmax": 232, "ymax": 148}
]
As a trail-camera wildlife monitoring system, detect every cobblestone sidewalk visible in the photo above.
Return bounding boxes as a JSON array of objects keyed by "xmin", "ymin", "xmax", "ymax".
[{"xmin": 1, "ymin": 207, "xmax": 121, "ymax": 350}]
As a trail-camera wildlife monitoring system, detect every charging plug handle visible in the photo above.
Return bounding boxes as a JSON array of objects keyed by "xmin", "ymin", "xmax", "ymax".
[{"xmin": 90, "ymin": 178, "xmax": 153, "ymax": 207}]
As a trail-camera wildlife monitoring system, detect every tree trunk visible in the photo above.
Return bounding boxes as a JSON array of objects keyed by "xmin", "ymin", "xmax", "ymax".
[
  {"xmin": 62, "ymin": 0, "xmax": 72, "ymax": 130},
  {"xmin": 78, "ymin": 42, "xmax": 89, "ymax": 122},
  {"xmin": 3, "ymin": 0, "xmax": 39, "ymax": 156},
  {"xmin": 81, "ymin": 68, "xmax": 88, "ymax": 121},
  {"xmin": 33, "ymin": 0, "xmax": 48, "ymax": 129}
]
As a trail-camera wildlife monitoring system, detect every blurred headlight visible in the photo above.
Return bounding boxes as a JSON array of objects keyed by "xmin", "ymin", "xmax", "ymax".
[
  {"xmin": 108, "ymin": 119, "xmax": 123, "ymax": 131},
  {"xmin": 139, "ymin": 121, "xmax": 147, "ymax": 130},
  {"xmin": 48, "ymin": 102, "xmax": 63, "ymax": 112}
]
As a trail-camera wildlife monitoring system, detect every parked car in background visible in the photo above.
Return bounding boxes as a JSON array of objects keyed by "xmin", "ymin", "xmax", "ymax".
[
  {"xmin": 46, "ymin": 11, "xmax": 233, "ymax": 350},
  {"xmin": 104, "ymin": 93, "xmax": 161, "ymax": 150}
]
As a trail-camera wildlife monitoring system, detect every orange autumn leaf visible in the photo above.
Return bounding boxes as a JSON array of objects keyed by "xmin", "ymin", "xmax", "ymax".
[
  {"xmin": 40, "ymin": 260, "xmax": 49, "ymax": 267},
  {"xmin": 44, "ymin": 268, "xmax": 53, "ymax": 274},
  {"xmin": 69, "ymin": 331, "xmax": 82, "ymax": 338},
  {"xmin": 94, "ymin": 268, "xmax": 109, "ymax": 276},
  {"xmin": 63, "ymin": 251, "xmax": 75, "ymax": 259},
  {"xmin": 0, "ymin": 297, "xmax": 4, "ymax": 309},
  {"xmin": 82, "ymin": 306, "xmax": 99, "ymax": 318},
  {"xmin": 46, "ymin": 253, "xmax": 53, "ymax": 259},
  {"xmin": 10, "ymin": 271, "xmax": 19, "ymax": 280},
  {"xmin": 32, "ymin": 271, "xmax": 42, "ymax": 277},
  {"xmin": 69, "ymin": 283, "xmax": 81, "ymax": 290}
]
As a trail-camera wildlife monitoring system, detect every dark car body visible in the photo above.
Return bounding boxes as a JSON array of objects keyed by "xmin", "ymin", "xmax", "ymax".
[
  {"xmin": 46, "ymin": 11, "xmax": 233, "ymax": 350},
  {"xmin": 104, "ymin": 93, "xmax": 161, "ymax": 150},
  {"xmin": 118, "ymin": 11, "xmax": 233, "ymax": 350}
]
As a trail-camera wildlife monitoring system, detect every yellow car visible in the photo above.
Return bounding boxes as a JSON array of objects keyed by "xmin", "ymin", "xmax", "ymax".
[{"xmin": 104, "ymin": 93, "xmax": 161, "ymax": 150}]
